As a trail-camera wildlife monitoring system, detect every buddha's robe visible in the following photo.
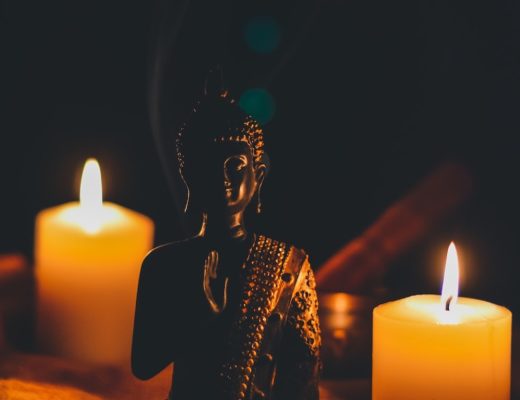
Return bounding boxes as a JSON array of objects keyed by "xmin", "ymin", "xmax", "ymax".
[{"xmin": 132, "ymin": 234, "xmax": 321, "ymax": 400}]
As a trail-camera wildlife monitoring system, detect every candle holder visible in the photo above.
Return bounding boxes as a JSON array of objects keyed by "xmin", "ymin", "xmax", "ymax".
[
  {"xmin": 318, "ymin": 292, "xmax": 382, "ymax": 379},
  {"xmin": 0, "ymin": 254, "xmax": 34, "ymax": 352}
]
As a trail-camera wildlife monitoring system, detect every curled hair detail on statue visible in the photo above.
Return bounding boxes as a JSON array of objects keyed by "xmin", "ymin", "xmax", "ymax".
[
  {"xmin": 176, "ymin": 96, "xmax": 265, "ymax": 174},
  {"xmin": 175, "ymin": 70, "xmax": 266, "ymax": 214}
]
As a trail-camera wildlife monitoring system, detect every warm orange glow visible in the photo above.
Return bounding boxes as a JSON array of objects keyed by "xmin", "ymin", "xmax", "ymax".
[
  {"xmin": 35, "ymin": 158, "xmax": 155, "ymax": 365},
  {"xmin": 373, "ymin": 241, "xmax": 512, "ymax": 399},
  {"xmin": 440, "ymin": 242, "xmax": 459, "ymax": 311},
  {"xmin": 374, "ymin": 294, "xmax": 512, "ymax": 399}
]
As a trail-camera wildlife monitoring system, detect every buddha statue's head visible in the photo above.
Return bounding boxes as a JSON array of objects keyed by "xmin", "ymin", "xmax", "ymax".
[{"xmin": 176, "ymin": 85, "xmax": 269, "ymax": 240}]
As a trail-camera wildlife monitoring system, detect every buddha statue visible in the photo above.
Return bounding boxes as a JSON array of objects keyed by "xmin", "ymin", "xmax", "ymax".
[{"xmin": 132, "ymin": 79, "xmax": 321, "ymax": 400}]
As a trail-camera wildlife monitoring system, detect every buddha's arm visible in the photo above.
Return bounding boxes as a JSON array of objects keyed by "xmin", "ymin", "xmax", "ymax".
[
  {"xmin": 131, "ymin": 248, "xmax": 181, "ymax": 380},
  {"xmin": 274, "ymin": 261, "xmax": 322, "ymax": 400}
]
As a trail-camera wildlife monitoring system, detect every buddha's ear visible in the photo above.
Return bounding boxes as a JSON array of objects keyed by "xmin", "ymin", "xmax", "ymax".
[
  {"xmin": 255, "ymin": 153, "xmax": 270, "ymax": 188},
  {"xmin": 254, "ymin": 153, "xmax": 269, "ymax": 214},
  {"xmin": 255, "ymin": 153, "xmax": 271, "ymax": 184}
]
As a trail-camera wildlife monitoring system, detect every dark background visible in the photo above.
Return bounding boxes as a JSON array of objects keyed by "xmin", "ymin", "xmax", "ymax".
[{"xmin": 1, "ymin": 1, "xmax": 519, "ymax": 313}]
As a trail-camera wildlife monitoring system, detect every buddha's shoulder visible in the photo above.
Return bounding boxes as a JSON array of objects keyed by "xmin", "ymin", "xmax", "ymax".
[
  {"xmin": 255, "ymin": 234, "xmax": 309, "ymax": 261},
  {"xmin": 139, "ymin": 236, "xmax": 206, "ymax": 276}
]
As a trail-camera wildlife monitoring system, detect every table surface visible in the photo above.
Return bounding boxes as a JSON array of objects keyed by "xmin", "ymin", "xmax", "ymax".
[
  {"xmin": 1, "ymin": 256, "xmax": 517, "ymax": 399},
  {"xmin": 0, "ymin": 355, "xmax": 518, "ymax": 400},
  {"xmin": 320, "ymin": 380, "xmax": 370, "ymax": 400},
  {"xmin": 1, "ymin": 328, "xmax": 519, "ymax": 399}
]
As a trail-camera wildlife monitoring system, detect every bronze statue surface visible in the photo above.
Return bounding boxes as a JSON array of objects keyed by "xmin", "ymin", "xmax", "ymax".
[{"xmin": 132, "ymin": 81, "xmax": 321, "ymax": 400}]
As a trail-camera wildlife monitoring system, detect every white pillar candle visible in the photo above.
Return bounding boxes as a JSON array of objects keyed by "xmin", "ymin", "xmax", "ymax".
[
  {"xmin": 35, "ymin": 159, "xmax": 154, "ymax": 366},
  {"xmin": 373, "ymin": 243, "xmax": 511, "ymax": 400}
]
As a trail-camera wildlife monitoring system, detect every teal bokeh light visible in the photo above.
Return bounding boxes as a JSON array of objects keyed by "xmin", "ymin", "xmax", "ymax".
[
  {"xmin": 244, "ymin": 16, "xmax": 281, "ymax": 54},
  {"xmin": 239, "ymin": 88, "xmax": 276, "ymax": 124}
]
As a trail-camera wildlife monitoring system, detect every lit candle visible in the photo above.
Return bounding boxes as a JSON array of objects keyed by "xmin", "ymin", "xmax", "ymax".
[
  {"xmin": 373, "ymin": 243, "xmax": 511, "ymax": 400},
  {"xmin": 35, "ymin": 159, "xmax": 154, "ymax": 366}
]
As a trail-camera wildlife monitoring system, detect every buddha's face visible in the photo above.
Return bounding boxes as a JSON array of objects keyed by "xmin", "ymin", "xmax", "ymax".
[{"xmin": 184, "ymin": 141, "xmax": 266, "ymax": 220}]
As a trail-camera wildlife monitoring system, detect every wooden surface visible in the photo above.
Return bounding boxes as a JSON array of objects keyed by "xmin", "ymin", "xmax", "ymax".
[
  {"xmin": 0, "ymin": 316, "xmax": 518, "ymax": 399},
  {"xmin": 0, "ymin": 349, "xmax": 519, "ymax": 399},
  {"xmin": 0, "ymin": 352, "xmax": 373, "ymax": 399},
  {"xmin": 0, "ymin": 379, "xmax": 102, "ymax": 400},
  {"xmin": 0, "ymin": 357, "xmax": 369, "ymax": 400},
  {"xmin": 320, "ymin": 380, "xmax": 370, "ymax": 400},
  {"xmin": 0, "ymin": 254, "xmax": 517, "ymax": 399},
  {"xmin": 0, "ymin": 353, "xmax": 172, "ymax": 400}
]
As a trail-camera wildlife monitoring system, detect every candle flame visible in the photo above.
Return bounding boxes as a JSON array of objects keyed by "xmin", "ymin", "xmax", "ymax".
[
  {"xmin": 440, "ymin": 242, "xmax": 459, "ymax": 312},
  {"xmin": 79, "ymin": 159, "xmax": 103, "ymax": 233},
  {"xmin": 80, "ymin": 159, "xmax": 103, "ymax": 211}
]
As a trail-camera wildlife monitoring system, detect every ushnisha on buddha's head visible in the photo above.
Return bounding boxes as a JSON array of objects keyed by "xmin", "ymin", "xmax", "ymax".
[{"xmin": 176, "ymin": 89, "xmax": 269, "ymax": 240}]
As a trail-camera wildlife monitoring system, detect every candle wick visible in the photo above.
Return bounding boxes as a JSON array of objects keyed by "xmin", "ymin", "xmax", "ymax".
[{"xmin": 445, "ymin": 296, "xmax": 453, "ymax": 311}]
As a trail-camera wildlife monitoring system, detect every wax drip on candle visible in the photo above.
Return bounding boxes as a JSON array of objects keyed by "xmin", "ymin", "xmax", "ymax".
[{"xmin": 440, "ymin": 242, "xmax": 459, "ymax": 312}]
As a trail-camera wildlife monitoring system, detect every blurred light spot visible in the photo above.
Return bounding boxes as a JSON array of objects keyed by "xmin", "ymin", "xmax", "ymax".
[
  {"xmin": 239, "ymin": 88, "xmax": 276, "ymax": 124},
  {"xmin": 244, "ymin": 16, "xmax": 281, "ymax": 54}
]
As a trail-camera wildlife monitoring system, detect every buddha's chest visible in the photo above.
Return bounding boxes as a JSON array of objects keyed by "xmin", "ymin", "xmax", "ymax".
[{"xmin": 171, "ymin": 236, "xmax": 306, "ymax": 400}]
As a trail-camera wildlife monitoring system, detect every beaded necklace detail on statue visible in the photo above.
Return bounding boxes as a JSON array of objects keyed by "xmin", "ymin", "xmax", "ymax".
[{"xmin": 220, "ymin": 234, "xmax": 289, "ymax": 400}]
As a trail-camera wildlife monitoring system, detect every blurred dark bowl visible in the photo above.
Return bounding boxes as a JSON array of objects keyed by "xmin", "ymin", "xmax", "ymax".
[{"xmin": 318, "ymin": 292, "xmax": 382, "ymax": 379}]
